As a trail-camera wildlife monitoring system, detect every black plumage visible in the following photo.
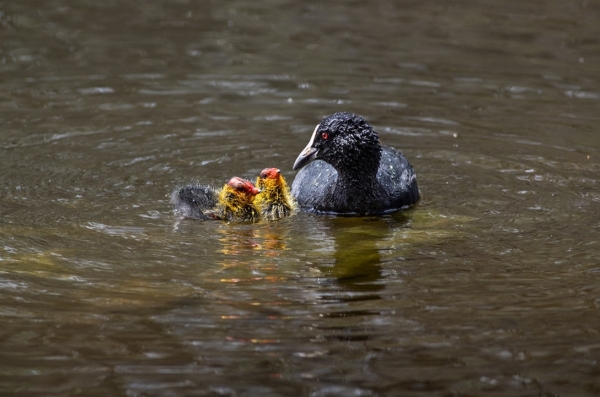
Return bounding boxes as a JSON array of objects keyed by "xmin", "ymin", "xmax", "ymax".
[
  {"xmin": 291, "ymin": 112, "xmax": 420, "ymax": 215},
  {"xmin": 171, "ymin": 184, "xmax": 219, "ymax": 220}
]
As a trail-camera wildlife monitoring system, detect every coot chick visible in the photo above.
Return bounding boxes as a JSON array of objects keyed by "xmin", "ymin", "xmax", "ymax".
[
  {"xmin": 254, "ymin": 168, "xmax": 297, "ymax": 220},
  {"xmin": 216, "ymin": 177, "xmax": 261, "ymax": 222},
  {"xmin": 291, "ymin": 112, "xmax": 419, "ymax": 215},
  {"xmin": 172, "ymin": 177, "xmax": 261, "ymax": 222}
]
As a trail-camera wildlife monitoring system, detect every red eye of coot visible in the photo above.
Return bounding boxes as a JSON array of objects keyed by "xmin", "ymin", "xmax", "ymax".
[{"xmin": 321, "ymin": 132, "xmax": 328, "ymax": 140}]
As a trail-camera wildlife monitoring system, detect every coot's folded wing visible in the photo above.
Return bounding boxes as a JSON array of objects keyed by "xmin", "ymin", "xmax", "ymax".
[{"xmin": 376, "ymin": 146, "xmax": 420, "ymax": 210}]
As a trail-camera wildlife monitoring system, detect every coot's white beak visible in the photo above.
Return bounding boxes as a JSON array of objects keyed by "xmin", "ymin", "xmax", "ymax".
[{"xmin": 292, "ymin": 124, "xmax": 319, "ymax": 170}]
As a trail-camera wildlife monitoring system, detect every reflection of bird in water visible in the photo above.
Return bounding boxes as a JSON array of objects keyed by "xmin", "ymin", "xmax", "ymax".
[
  {"xmin": 292, "ymin": 112, "xmax": 420, "ymax": 215},
  {"xmin": 215, "ymin": 222, "xmax": 289, "ymax": 259},
  {"xmin": 325, "ymin": 217, "xmax": 388, "ymax": 294},
  {"xmin": 172, "ymin": 177, "xmax": 260, "ymax": 222},
  {"xmin": 294, "ymin": 214, "xmax": 412, "ymax": 294},
  {"xmin": 254, "ymin": 168, "xmax": 297, "ymax": 220}
]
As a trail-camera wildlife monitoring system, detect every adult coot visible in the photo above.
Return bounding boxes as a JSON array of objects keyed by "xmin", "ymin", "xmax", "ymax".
[
  {"xmin": 254, "ymin": 168, "xmax": 297, "ymax": 220},
  {"xmin": 172, "ymin": 177, "xmax": 261, "ymax": 222},
  {"xmin": 291, "ymin": 112, "xmax": 419, "ymax": 215}
]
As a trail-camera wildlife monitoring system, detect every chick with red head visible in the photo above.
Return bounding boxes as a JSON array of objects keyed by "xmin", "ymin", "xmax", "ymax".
[{"xmin": 254, "ymin": 168, "xmax": 297, "ymax": 220}]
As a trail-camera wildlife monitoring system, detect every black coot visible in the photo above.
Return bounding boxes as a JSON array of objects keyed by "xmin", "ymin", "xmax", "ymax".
[{"xmin": 291, "ymin": 112, "xmax": 419, "ymax": 215}]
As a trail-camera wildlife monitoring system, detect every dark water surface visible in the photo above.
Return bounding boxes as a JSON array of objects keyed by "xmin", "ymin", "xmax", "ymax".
[{"xmin": 2, "ymin": 1, "xmax": 600, "ymax": 396}]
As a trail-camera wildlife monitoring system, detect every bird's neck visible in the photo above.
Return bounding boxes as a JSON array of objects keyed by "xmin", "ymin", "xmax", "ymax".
[
  {"xmin": 334, "ymin": 143, "xmax": 381, "ymax": 184},
  {"xmin": 328, "ymin": 147, "xmax": 385, "ymax": 214}
]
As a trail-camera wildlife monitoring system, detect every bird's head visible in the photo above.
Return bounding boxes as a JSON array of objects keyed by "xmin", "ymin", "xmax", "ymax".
[
  {"xmin": 292, "ymin": 112, "xmax": 381, "ymax": 171},
  {"xmin": 227, "ymin": 177, "xmax": 261, "ymax": 197}
]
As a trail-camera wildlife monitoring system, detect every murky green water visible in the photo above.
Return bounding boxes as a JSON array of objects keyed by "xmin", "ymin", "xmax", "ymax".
[{"xmin": 1, "ymin": 1, "xmax": 600, "ymax": 396}]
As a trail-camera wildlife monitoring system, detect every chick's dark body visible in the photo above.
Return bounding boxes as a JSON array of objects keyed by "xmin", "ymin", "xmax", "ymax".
[
  {"xmin": 291, "ymin": 112, "xmax": 419, "ymax": 215},
  {"xmin": 172, "ymin": 185, "xmax": 219, "ymax": 220}
]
